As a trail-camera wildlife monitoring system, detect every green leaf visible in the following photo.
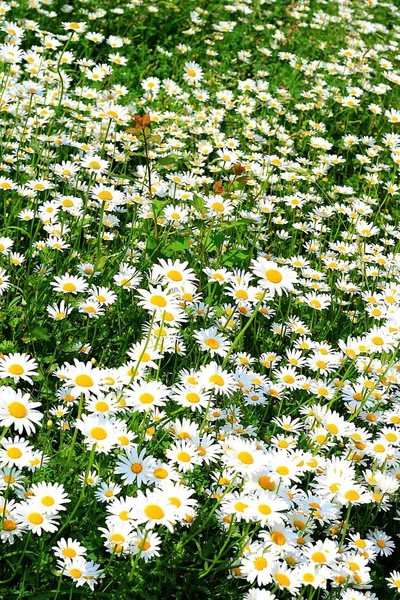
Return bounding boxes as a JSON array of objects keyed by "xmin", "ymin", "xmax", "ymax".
[{"xmin": 30, "ymin": 325, "xmax": 51, "ymax": 340}]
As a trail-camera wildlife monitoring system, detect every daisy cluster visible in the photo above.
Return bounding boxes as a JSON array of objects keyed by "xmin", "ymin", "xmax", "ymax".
[{"xmin": 0, "ymin": 0, "xmax": 400, "ymax": 597}]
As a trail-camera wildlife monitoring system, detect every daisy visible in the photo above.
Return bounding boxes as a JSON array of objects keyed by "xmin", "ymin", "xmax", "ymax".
[
  {"xmin": 0, "ymin": 388, "xmax": 43, "ymax": 435},
  {"xmin": 114, "ymin": 446, "xmax": 156, "ymax": 486},
  {"xmin": 165, "ymin": 441, "xmax": 202, "ymax": 472},
  {"xmin": 0, "ymin": 268, "xmax": 11, "ymax": 295},
  {"xmin": 88, "ymin": 285, "xmax": 117, "ymax": 306},
  {"xmin": 64, "ymin": 360, "xmax": 104, "ymax": 398},
  {"xmin": 222, "ymin": 437, "xmax": 267, "ymax": 476},
  {"xmin": 78, "ymin": 300, "xmax": 105, "ymax": 319},
  {"xmin": 0, "ymin": 436, "xmax": 34, "ymax": 468},
  {"xmin": 250, "ymin": 257, "xmax": 298, "ymax": 296},
  {"xmin": 76, "ymin": 414, "xmax": 118, "ymax": 453},
  {"xmin": 194, "ymin": 327, "xmax": 230, "ymax": 357},
  {"xmin": 50, "ymin": 274, "xmax": 88, "ymax": 295},
  {"xmin": 126, "ymin": 380, "xmax": 169, "ymax": 413},
  {"xmin": 251, "ymin": 492, "xmax": 290, "ymax": 526},
  {"xmin": 46, "ymin": 300, "xmax": 73, "ymax": 321},
  {"xmin": 183, "ymin": 61, "xmax": 203, "ymax": 85},
  {"xmin": 0, "ymin": 353, "xmax": 38, "ymax": 384},
  {"xmin": 151, "ymin": 258, "xmax": 197, "ymax": 289},
  {"xmin": 171, "ymin": 385, "xmax": 210, "ymax": 412},
  {"xmin": 386, "ymin": 570, "xmax": 400, "ymax": 591},
  {"xmin": 99, "ymin": 521, "xmax": 134, "ymax": 555},
  {"xmin": 130, "ymin": 530, "xmax": 162, "ymax": 562},
  {"xmin": 16, "ymin": 502, "xmax": 59, "ymax": 535},
  {"xmin": 240, "ymin": 544, "xmax": 279, "ymax": 586},
  {"xmin": 367, "ymin": 528, "xmax": 395, "ymax": 556},
  {"xmin": 94, "ymin": 481, "xmax": 122, "ymax": 503},
  {"xmin": 136, "ymin": 286, "xmax": 179, "ymax": 313},
  {"xmin": 270, "ymin": 562, "xmax": 302, "ymax": 594},
  {"xmin": 57, "ymin": 557, "xmax": 104, "ymax": 590},
  {"xmin": 30, "ymin": 482, "xmax": 70, "ymax": 514},
  {"xmin": 149, "ymin": 462, "xmax": 181, "ymax": 486},
  {"xmin": 130, "ymin": 489, "xmax": 176, "ymax": 532},
  {"xmin": 199, "ymin": 362, "xmax": 237, "ymax": 396},
  {"xmin": 53, "ymin": 538, "xmax": 87, "ymax": 561}
]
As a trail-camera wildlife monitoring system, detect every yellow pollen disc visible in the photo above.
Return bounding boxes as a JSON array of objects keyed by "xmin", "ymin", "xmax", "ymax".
[
  {"xmin": 234, "ymin": 501, "xmax": 248, "ymax": 512},
  {"xmin": 69, "ymin": 568, "xmax": 82, "ymax": 579},
  {"xmin": 75, "ymin": 374, "xmax": 94, "ymax": 387},
  {"xmin": 235, "ymin": 290, "xmax": 248, "ymax": 299},
  {"xmin": 41, "ymin": 496, "xmax": 55, "ymax": 507},
  {"xmin": 8, "ymin": 364, "xmax": 24, "ymax": 375},
  {"xmin": 98, "ymin": 190, "xmax": 113, "ymax": 201},
  {"xmin": 169, "ymin": 497, "xmax": 181, "ymax": 508},
  {"xmin": 205, "ymin": 338, "xmax": 219, "ymax": 349},
  {"xmin": 137, "ymin": 539, "xmax": 150, "ymax": 551},
  {"xmin": 154, "ymin": 467, "xmax": 168, "ymax": 479},
  {"xmin": 131, "ymin": 463, "xmax": 142, "ymax": 473},
  {"xmin": 209, "ymin": 374, "xmax": 224, "ymax": 386},
  {"xmin": 139, "ymin": 393, "xmax": 154, "ymax": 404},
  {"xmin": 265, "ymin": 268, "xmax": 283, "ymax": 283},
  {"xmin": 377, "ymin": 540, "xmax": 386, "ymax": 548},
  {"xmin": 258, "ymin": 504, "xmax": 271, "ymax": 515},
  {"xmin": 275, "ymin": 573, "xmax": 291, "ymax": 587},
  {"xmin": 150, "ymin": 295, "xmax": 167, "ymax": 308},
  {"xmin": 95, "ymin": 402, "xmax": 109, "ymax": 412},
  {"xmin": 28, "ymin": 512, "xmax": 43, "ymax": 525},
  {"xmin": 88, "ymin": 161, "xmax": 100, "ymax": 169},
  {"xmin": 327, "ymin": 423, "xmax": 339, "ymax": 434},
  {"xmin": 62, "ymin": 547, "xmax": 77, "ymax": 558},
  {"xmin": 186, "ymin": 392, "xmax": 200, "ymax": 404},
  {"xmin": 237, "ymin": 451, "xmax": 254, "ymax": 465},
  {"xmin": 8, "ymin": 402, "xmax": 27, "ymax": 418},
  {"xmin": 259, "ymin": 476, "xmax": 275, "ymax": 490},
  {"xmin": 283, "ymin": 375, "xmax": 295, "ymax": 384},
  {"xmin": 374, "ymin": 444, "xmax": 385, "ymax": 453},
  {"xmin": 107, "ymin": 111, "xmax": 118, "ymax": 119},
  {"xmin": 211, "ymin": 202, "xmax": 224, "ymax": 212},
  {"xmin": 119, "ymin": 510, "xmax": 129, "ymax": 521},
  {"xmin": 177, "ymin": 451, "xmax": 191, "ymax": 462},
  {"xmin": 254, "ymin": 557, "xmax": 267, "ymax": 571},
  {"xmin": 144, "ymin": 504, "xmax": 164, "ymax": 520},
  {"xmin": 166, "ymin": 270, "xmax": 183, "ymax": 281},
  {"xmin": 187, "ymin": 69, "xmax": 196, "ymax": 77},
  {"xmin": 345, "ymin": 490, "xmax": 360, "ymax": 501},
  {"xmin": 62, "ymin": 283, "xmax": 77, "ymax": 292},
  {"xmin": 311, "ymin": 552, "xmax": 326, "ymax": 564},
  {"xmin": 110, "ymin": 533, "xmax": 125, "ymax": 543},
  {"xmin": 90, "ymin": 427, "xmax": 107, "ymax": 440},
  {"xmin": 7, "ymin": 447, "xmax": 22, "ymax": 459},
  {"xmin": 271, "ymin": 532, "xmax": 286, "ymax": 545},
  {"xmin": 105, "ymin": 491, "xmax": 113, "ymax": 498},
  {"xmin": 276, "ymin": 466, "xmax": 289, "ymax": 476}
]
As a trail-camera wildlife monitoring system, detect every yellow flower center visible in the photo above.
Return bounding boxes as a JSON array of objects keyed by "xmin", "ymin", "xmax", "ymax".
[
  {"xmin": 144, "ymin": 505, "xmax": 164, "ymax": 520},
  {"xmin": 28, "ymin": 512, "xmax": 43, "ymax": 525},
  {"xmin": 237, "ymin": 451, "xmax": 254, "ymax": 465},
  {"xmin": 7, "ymin": 447, "xmax": 22, "ymax": 459},
  {"xmin": 75, "ymin": 374, "xmax": 94, "ymax": 387},
  {"xmin": 265, "ymin": 269, "xmax": 283, "ymax": 283},
  {"xmin": 8, "ymin": 402, "xmax": 27, "ymax": 418},
  {"xmin": 90, "ymin": 427, "xmax": 107, "ymax": 440},
  {"xmin": 177, "ymin": 451, "xmax": 191, "ymax": 462}
]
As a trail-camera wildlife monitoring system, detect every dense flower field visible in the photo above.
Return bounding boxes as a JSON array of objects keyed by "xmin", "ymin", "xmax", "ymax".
[{"xmin": 1, "ymin": 0, "xmax": 400, "ymax": 597}]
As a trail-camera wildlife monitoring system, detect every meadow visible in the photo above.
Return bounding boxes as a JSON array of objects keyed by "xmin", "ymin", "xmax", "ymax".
[{"xmin": 0, "ymin": 0, "xmax": 400, "ymax": 598}]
